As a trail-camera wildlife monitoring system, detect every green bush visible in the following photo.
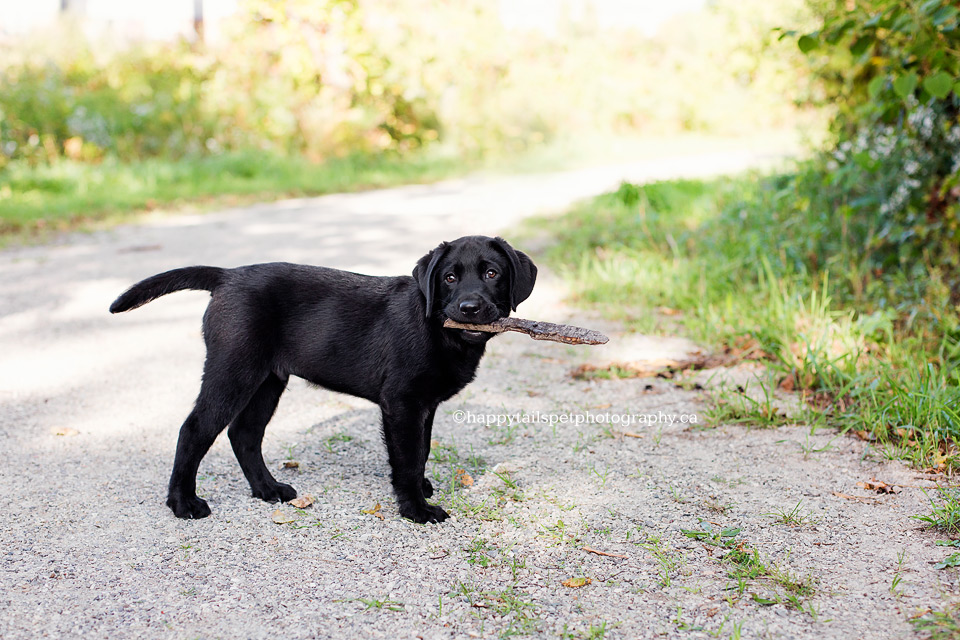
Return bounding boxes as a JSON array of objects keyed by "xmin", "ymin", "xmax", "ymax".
[
  {"xmin": 0, "ymin": 46, "xmax": 210, "ymax": 165},
  {"xmin": 788, "ymin": 0, "xmax": 960, "ymax": 286}
]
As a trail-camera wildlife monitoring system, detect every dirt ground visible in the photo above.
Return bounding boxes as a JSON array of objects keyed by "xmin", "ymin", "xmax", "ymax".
[{"xmin": 1, "ymin": 155, "xmax": 955, "ymax": 639}]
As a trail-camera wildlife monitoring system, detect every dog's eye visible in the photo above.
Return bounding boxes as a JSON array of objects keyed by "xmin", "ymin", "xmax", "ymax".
[
  {"xmin": 485, "ymin": 269, "xmax": 498, "ymax": 279},
  {"xmin": 444, "ymin": 273, "xmax": 457, "ymax": 283}
]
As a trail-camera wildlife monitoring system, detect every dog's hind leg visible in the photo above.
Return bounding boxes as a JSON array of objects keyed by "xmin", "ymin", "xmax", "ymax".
[
  {"xmin": 166, "ymin": 361, "xmax": 266, "ymax": 519},
  {"xmin": 228, "ymin": 373, "xmax": 296, "ymax": 504}
]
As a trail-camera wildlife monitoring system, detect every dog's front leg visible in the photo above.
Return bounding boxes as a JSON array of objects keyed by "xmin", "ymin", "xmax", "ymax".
[
  {"xmin": 420, "ymin": 406, "xmax": 437, "ymax": 499},
  {"xmin": 380, "ymin": 401, "xmax": 449, "ymax": 523}
]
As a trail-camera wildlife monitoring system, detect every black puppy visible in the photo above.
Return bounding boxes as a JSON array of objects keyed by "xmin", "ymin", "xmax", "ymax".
[{"xmin": 110, "ymin": 236, "xmax": 536, "ymax": 523}]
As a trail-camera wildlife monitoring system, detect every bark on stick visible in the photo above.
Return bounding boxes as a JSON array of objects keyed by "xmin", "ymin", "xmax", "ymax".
[{"xmin": 443, "ymin": 317, "xmax": 609, "ymax": 345}]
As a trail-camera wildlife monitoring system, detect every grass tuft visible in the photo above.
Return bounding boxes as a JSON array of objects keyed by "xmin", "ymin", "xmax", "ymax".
[
  {"xmin": 538, "ymin": 170, "xmax": 960, "ymax": 470},
  {"xmin": 913, "ymin": 488, "xmax": 960, "ymax": 536},
  {"xmin": 0, "ymin": 149, "xmax": 464, "ymax": 240}
]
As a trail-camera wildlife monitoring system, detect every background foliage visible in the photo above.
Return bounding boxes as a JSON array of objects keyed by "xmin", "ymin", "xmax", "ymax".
[
  {"xmin": 789, "ymin": 0, "xmax": 960, "ymax": 282},
  {"xmin": 0, "ymin": 0, "xmax": 812, "ymax": 170}
]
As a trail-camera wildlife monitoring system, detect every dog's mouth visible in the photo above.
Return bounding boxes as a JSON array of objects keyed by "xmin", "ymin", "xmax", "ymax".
[
  {"xmin": 443, "ymin": 305, "xmax": 502, "ymax": 343},
  {"xmin": 444, "ymin": 309, "xmax": 501, "ymax": 328},
  {"xmin": 458, "ymin": 328, "xmax": 489, "ymax": 343}
]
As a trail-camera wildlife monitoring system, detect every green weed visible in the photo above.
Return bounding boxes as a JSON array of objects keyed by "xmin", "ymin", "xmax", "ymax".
[
  {"xmin": 639, "ymin": 535, "xmax": 683, "ymax": 587},
  {"xmin": 681, "ymin": 521, "xmax": 742, "ymax": 548},
  {"xmin": 703, "ymin": 382, "xmax": 792, "ymax": 428},
  {"xmin": 323, "ymin": 431, "xmax": 353, "ymax": 454},
  {"xmin": 914, "ymin": 488, "xmax": 960, "ymax": 536},
  {"xmin": 355, "ymin": 596, "xmax": 404, "ymax": 612},
  {"xmin": 763, "ymin": 500, "xmax": 819, "ymax": 527},
  {"xmin": 452, "ymin": 583, "xmax": 540, "ymax": 636},
  {"xmin": 912, "ymin": 606, "xmax": 960, "ymax": 640}
]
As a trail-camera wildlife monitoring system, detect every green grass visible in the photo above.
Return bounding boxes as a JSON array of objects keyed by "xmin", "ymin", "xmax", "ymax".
[
  {"xmin": 681, "ymin": 521, "xmax": 818, "ymax": 616},
  {"xmin": 354, "ymin": 596, "xmax": 405, "ymax": 612},
  {"xmin": 913, "ymin": 606, "xmax": 960, "ymax": 640},
  {"xmin": 913, "ymin": 488, "xmax": 960, "ymax": 536},
  {"xmin": 450, "ymin": 582, "xmax": 541, "ymax": 636},
  {"xmin": 0, "ymin": 131, "xmax": 798, "ymax": 242},
  {"xmin": 702, "ymin": 381, "xmax": 794, "ymax": 428},
  {"xmin": 0, "ymin": 148, "xmax": 466, "ymax": 239},
  {"xmin": 536, "ymin": 168, "xmax": 960, "ymax": 470},
  {"xmin": 762, "ymin": 500, "xmax": 819, "ymax": 527}
]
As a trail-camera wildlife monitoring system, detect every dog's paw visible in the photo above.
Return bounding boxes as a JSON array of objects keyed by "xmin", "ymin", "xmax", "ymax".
[
  {"xmin": 422, "ymin": 477, "xmax": 434, "ymax": 499},
  {"xmin": 252, "ymin": 481, "xmax": 297, "ymax": 504},
  {"xmin": 400, "ymin": 502, "xmax": 449, "ymax": 524},
  {"xmin": 167, "ymin": 494, "xmax": 212, "ymax": 519}
]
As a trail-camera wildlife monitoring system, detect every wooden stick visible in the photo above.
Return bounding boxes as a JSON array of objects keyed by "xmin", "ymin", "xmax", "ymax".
[
  {"xmin": 443, "ymin": 317, "xmax": 609, "ymax": 345},
  {"xmin": 581, "ymin": 546, "xmax": 628, "ymax": 559}
]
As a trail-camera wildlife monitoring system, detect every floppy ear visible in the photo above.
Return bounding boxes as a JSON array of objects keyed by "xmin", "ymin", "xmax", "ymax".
[
  {"xmin": 412, "ymin": 242, "xmax": 448, "ymax": 318},
  {"xmin": 493, "ymin": 237, "xmax": 538, "ymax": 311}
]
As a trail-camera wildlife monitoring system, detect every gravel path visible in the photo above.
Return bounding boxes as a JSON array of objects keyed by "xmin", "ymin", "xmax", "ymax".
[{"xmin": 1, "ymin": 151, "xmax": 953, "ymax": 639}]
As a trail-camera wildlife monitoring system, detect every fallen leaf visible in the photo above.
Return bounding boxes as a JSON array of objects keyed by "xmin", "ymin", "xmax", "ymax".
[
  {"xmin": 582, "ymin": 546, "xmax": 628, "ymax": 559},
  {"xmin": 592, "ymin": 403, "xmax": 611, "ymax": 409},
  {"xmin": 455, "ymin": 469, "xmax": 474, "ymax": 487},
  {"xmin": 853, "ymin": 430, "xmax": 876, "ymax": 442},
  {"xmin": 271, "ymin": 509, "xmax": 295, "ymax": 524},
  {"xmin": 561, "ymin": 577, "xmax": 592, "ymax": 588},
  {"xmin": 51, "ymin": 427, "xmax": 79, "ymax": 436},
  {"xmin": 362, "ymin": 503, "xmax": 384, "ymax": 520},
  {"xmin": 282, "ymin": 461, "xmax": 299, "ymax": 469},
  {"xmin": 289, "ymin": 495, "xmax": 314, "ymax": 509},
  {"xmin": 430, "ymin": 439, "xmax": 440, "ymax": 449},
  {"xmin": 778, "ymin": 375, "xmax": 795, "ymax": 392},
  {"xmin": 832, "ymin": 491, "xmax": 879, "ymax": 504},
  {"xmin": 618, "ymin": 431, "xmax": 644, "ymax": 439},
  {"xmin": 856, "ymin": 479, "xmax": 902, "ymax": 494}
]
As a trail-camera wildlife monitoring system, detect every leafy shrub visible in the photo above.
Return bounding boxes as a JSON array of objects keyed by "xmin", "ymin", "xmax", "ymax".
[
  {"xmin": 788, "ymin": 0, "xmax": 960, "ymax": 288},
  {"xmin": 0, "ymin": 44, "xmax": 212, "ymax": 166}
]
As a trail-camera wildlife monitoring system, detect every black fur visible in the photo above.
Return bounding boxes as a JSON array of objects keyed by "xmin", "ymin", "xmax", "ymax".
[{"xmin": 110, "ymin": 235, "xmax": 537, "ymax": 523}]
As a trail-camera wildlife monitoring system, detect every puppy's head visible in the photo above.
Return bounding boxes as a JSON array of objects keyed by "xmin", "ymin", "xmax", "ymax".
[{"xmin": 413, "ymin": 236, "xmax": 537, "ymax": 343}]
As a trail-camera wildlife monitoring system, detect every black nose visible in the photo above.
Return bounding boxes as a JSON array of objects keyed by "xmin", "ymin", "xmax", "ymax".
[{"xmin": 459, "ymin": 300, "xmax": 481, "ymax": 317}]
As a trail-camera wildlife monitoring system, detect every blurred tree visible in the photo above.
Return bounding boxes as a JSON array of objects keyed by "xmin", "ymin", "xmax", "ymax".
[
  {"xmin": 60, "ymin": 0, "xmax": 87, "ymax": 15},
  {"xmin": 194, "ymin": 0, "xmax": 204, "ymax": 43}
]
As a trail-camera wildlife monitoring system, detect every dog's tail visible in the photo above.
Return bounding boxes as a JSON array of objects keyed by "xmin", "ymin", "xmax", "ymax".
[{"xmin": 109, "ymin": 266, "xmax": 227, "ymax": 313}]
